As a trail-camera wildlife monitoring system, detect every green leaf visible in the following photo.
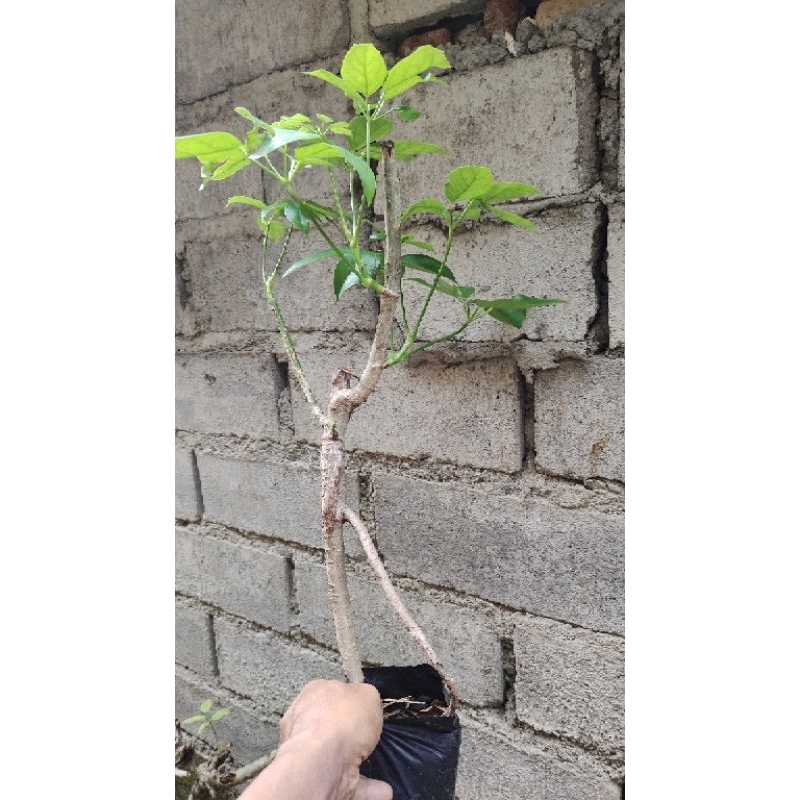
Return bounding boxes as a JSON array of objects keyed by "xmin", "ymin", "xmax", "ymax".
[
  {"xmin": 182, "ymin": 715, "xmax": 206, "ymax": 726},
  {"xmin": 316, "ymin": 113, "xmax": 333, "ymax": 124},
  {"xmin": 333, "ymin": 259, "xmax": 360, "ymax": 299},
  {"xmin": 227, "ymin": 196, "xmax": 269, "ymax": 211},
  {"xmin": 198, "ymin": 721, "xmax": 210, "ymax": 735},
  {"xmin": 401, "ymin": 235, "xmax": 434, "ymax": 251},
  {"xmin": 272, "ymin": 113, "xmax": 313, "ymax": 130},
  {"xmin": 401, "ymin": 199, "xmax": 449, "ymax": 222},
  {"xmin": 444, "ymin": 166, "xmax": 494, "ymax": 203},
  {"xmin": 206, "ymin": 151, "xmax": 251, "ymax": 183},
  {"xmin": 199, "ymin": 700, "xmax": 213, "ymax": 714},
  {"xmin": 327, "ymin": 145, "xmax": 376, "ymax": 203},
  {"xmin": 472, "ymin": 294, "xmax": 564, "ymax": 311},
  {"xmin": 210, "ymin": 708, "xmax": 232, "ymax": 722},
  {"xmin": 341, "ymin": 43, "xmax": 387, "ymax": 97},
  {"xmin": 401, "ymin": 253, "xmax": 455, "ymax": 281},
  {"xmin": 349, "ymin": 117, "xmax": 394, "ymax": 152},
  {"xmin": 460, "ymin": 201, "xmax": 482, "ymax": 221},
  {"xmin": 249, "ymin": 128, "xmax": 321, "ymax": 159},
  {"xmin": 175, "ymin": 131, "xmax": 243, "ymax": 161},
  {"xmin": 259, "ymin": 218, "xmax": 286, "ymax": 241},
  {"xmin": 305, "ymin": 69, "xmax": 364, "ymax": 103},
  {"xmin": 393, "ymin": 141, "xmax": 446, "ymax": 160},
  {"xmin": 408, "ymin": 276, "xmax": 475, "ymax": 300},
  {"xmin": 234, "ymin": 107, "xmax": 271, "ymax": 129},
  {"xmin": 294, "ymin": 142, "xmax": 344, "ymax": 166},
  {"xmin": 283, "ymin": 202, "xmax": 312, "ymax": 234},
  {"xmin": 482, "ymin": 181, "xmax": 541, "ymax": 203},
  {"xmin": 329, "ymin": 121, "xmax": 353, "ymax": 137},
  {"xmin": 397, "ymin": 105, "xmax": 421, "ymax": 121},
  {"xmin": 382, "ymin": 45, "xmax": 451, "ymax": 101},
  {"xmin": 482, "ymin": 204, "xmax": 536, "ymax": 230},
  {"xmin": 485, "ymin": 307, "xmax": 526, "ymax": 328},
  {"xmin": 283, "ymin": 247, "xmax": 340, "ymax": 277}
]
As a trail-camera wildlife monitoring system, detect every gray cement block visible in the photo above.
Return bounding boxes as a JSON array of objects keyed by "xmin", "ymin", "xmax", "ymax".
[
  {"xmin": 175, "ymin": 601, "xmax": 215, "ymax": 677},
  {"xmin": 175, "ymin": 528, "xmax": 294, "ymax": 632},
  {"xmin": 181, "ymin": 234, "xmax": 376, "ymax": 335},
  {"xmin": 401, "ymin": 204, "xmax": 600, "ymax": 344},
  {"xmin": 215, "ymin": 617, "xmax": 342, "ymax": 715},
  {"xmin": 534, "ymin": 357, "xmax": 624, "ymax": 481},
  {"xmin": 196, "ymin": 452, "xmax": 322, "ymax": 547},
  {"xmin": 176, "ymin": 448, "xmax": 201, "ymax": 521},
  {"xmin": 175, "ymin": 352, "xmax": 281, "ymax": 440},
  {"xmin": 295, "ymin": 558, "xmax": 503, "ymax": 706},
  {"xmin": 607, "ymin": 204, "xmax": 624, "ymax": 350},
  {"xmin": 515, "ymin": 618, "xmax": 624, "ymax": 756},
  {"xmin": 619, "ymin": 28, "xmax": 624, "ymax": 189},
  {"xmin": 457, "ymin": 724, "xmax": 619, "ymax": 800},
  {"xmin": 389, "ymin": 48, "xmax": 598, "ymax": 203},
  {"xmin": 176, "ymin": 0, "xmax": 349, "ymax": 103},
  {"xmin": 175, "ymin": 673, "xmax": 280, "ymax": 764},
  {"xmin": 373, "ymin": 473, "xmax": 624, "ymax": 634},
  {"xmin": 369, "ymin": 0, "xmax": 484, "ymax": 37},
  {"xmin": 291, "ymin": 336, "xmax": 524, "ymax": 472}
]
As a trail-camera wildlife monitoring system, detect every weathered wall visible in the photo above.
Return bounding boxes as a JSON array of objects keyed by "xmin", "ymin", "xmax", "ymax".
[{"xmin": 175, "ymin": 0, "xmax": 624, "ymax": 795}]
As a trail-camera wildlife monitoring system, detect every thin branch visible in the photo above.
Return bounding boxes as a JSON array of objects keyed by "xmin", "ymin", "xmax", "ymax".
[
  {"xmin": 334, "ymin": 144, "xmax": 401, "ymax": 412},
  {"xmin": 263, "ymin": 234, "xmax": 326, "ymax": 426},
  {"xmin": 342, "ymin": 505, "xmax": 458, "ymax": 711}
]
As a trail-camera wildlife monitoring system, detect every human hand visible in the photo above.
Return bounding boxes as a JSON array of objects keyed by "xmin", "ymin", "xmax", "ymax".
[{"xmin": 240, "ymin": 679, "xmax": 392, "ymax": 800}]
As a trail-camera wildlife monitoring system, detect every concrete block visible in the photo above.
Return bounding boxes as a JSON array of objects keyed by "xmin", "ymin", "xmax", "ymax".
[
  {"xmin": 176, "ymin": 448, "xmax": 201, "ymax": 521},
  {"xmin": 607, "ymin": 204, "xmax": 624, "ymax": 349},
  {"xmin": 369, "ymin": 0, "xmax": 484, "ymax": 37},
  {"xmin": 534, "ymin": 357, "xmax": 624, "ymax": 481},
  {"xmin": 175, "ymin": 601, "xmax": 215, "ymax": 677},
  {"xmin": 175, "ymin": 528, "xmax": 294, "ymax": 632},
  {"xmin": 373, "ymin": 472, "xmax": 624, "ymax": 633},
  {"xmin": 181, "ymin": 234, "xmax": 375, "ymax": 335},
  {"xmin": 215, "ymin": 617, "xmax": 342, "ymax": 715},
  {"xmin": 515, "ymin": 618, "xmax": 624, "ymax": 756},
  {"xmin": 389, "ymin": 48, "xmax": 598, "ymax": 202},
  {"xmin": 457, "ymin": 724, "xmax": 619, "ymax": 800},
  {"xmin": 196, "ymin": 452, "xmax": 322, "ymax": 547},
  {"xmin": 295, "ymin": 558, "xmax": 503, "ymax": 706},
  {"xmin": 176, "ymin": 0, "xmax": 349, "ymax": 103},
  {"xmin": 175, "ymin": 352, "xmax": 281, "ymax": 440},
  {"xmin": 401, "ymin": 204, "xmax": 599, "ymax": 344},
  {"xmin": 175, "ymin": 673, "xmax": 280, "ymax": 764},
  {"xmin": 291, "ymin": 336, "xmax": 524, "ymax": 472}
]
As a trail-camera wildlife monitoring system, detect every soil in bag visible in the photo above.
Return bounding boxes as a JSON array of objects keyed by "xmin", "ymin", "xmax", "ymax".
[{"xmin": 361, "ymin": 664, "xmax": 461, "ymax": 800}]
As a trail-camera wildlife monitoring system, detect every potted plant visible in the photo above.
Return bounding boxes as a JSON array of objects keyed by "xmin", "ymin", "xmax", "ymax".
[{"xmin": 175, "ymin": 42, "xmax": 562, "ymax": 799}]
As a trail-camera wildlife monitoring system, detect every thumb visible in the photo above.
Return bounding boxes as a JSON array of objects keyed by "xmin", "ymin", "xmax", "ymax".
[{"xmin": 354, "ymin": 775, "xmax": 393, "ymax": 800}]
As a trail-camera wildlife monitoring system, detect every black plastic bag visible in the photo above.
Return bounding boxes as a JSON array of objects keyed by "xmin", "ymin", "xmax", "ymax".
[{"xmin": 361, "ymin": 664, "xmax": 461, "ymax": 800}]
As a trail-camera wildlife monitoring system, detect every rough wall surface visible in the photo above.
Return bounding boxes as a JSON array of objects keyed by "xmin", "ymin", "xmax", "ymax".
[{"xmin": 175, "ymin": 0, "xmax": 625, "ymax": 796}]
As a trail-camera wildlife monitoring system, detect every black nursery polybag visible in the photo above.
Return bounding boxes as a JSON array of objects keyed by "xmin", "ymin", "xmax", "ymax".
[{"xmin": 361, "ymin": 664, "xmax": 461, "ymax": 800}]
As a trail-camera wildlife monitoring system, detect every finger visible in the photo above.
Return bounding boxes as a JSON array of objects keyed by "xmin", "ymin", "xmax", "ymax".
[{"xmin": 354, "ymin": 776, "xmax": 393, "ymax": 800}]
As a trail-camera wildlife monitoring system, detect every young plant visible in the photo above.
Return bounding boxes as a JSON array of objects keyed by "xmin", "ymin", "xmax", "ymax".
[
  {"xmin": 182, "ymin": 698, "xmax": 232, "ymax": 748},
  {"xmin": 176, "ymin": 43, "xmax": 561, "ymax": 706}
]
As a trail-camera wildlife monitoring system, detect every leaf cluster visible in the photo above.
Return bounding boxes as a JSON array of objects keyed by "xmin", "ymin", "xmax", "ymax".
[
  {"xmin": 182, "ymin": 698, "xmax": 232, "ymax": 741},
  {"xmin": 175, "ymin": 43, "xmax": 564, "ymax": 364}
]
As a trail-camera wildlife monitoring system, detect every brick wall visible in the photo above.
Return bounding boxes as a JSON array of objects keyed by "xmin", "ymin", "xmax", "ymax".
[{"xmin": 175, "ymin": 0, "xmax": 624, "ymax": 796}]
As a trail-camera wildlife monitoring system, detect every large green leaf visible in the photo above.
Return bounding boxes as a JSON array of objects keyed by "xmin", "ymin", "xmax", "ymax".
[
  {"xmin": 328, "ymin": 144, "xmax": 376, "ymax": 203},
  {"xmin": 341, "ymin": 43, "xmax": 387, "ymax": 97},
  {"xmin": 234, "ymin": 107, "xmax": 271, "ymax": 129},
  {"xmin": 382, "ymin": 45, "xmax": 451, "ymax": 101},
  {"xmin": 393, "ymin": 141, "xmax": 447, "ymax": 160},
  {"xmin": 333, "ymin": 258, "xmax": 360, "ymax": 299},
  {"xmin": 444, "ymin": 166, "xmax": 494, "ymax": 203},
  {"xmin": 226, "ymin": 196, "xmax": 269, "ymax": 211},
  {"xmin": 482, "ymin": 181, "xmax": 540, "ymax": 203},
  {"xmin": 210, "ymin": 708, "xmax": 232, "ymax": 722},
  {"xmin": 283, "ymin": 247, "xmax": 340, "ymax": 277},
  {"xmin": 482, "ymin": 204, "xmax": 536, "ymax": 230},
  {"xmin": 401, "ymin": 253, "xmax": 455, "ymax": 281},
  {"xmin": 472, "ymin": 294, "xmax": 563, "ymax": 311},
  {"xmin": 205, "ymin": 151, "xmax": 251, "ymax": 183},
  {"xmin": 349, "ymin": 117, "xmax": 394, "ymax": 151},
  {"xmin": 249, "ymin": 128, "xmax": 320, "ymax": 159},
  {"xmin": 305, "ymin": 69, "xmax": 363, "ymax": 103},
  {"xmin": 175, "ymin": 131, "xmax": 242, "ymax": 161},
  {"xmin": 294, "ymin": 142, "xmax": 344, "ymax": 166},
  {"xmin": 282, "ymin": 202, "xmax": 312, "ymax": 234},
  {"xmin": 400, "ymin": 199, "xmax": 449, "ymax": 223}
]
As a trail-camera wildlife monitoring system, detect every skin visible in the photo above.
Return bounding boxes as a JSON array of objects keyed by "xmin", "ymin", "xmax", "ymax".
[{"xmin": 239, "ymin": 680, "xmax": 393, "ymax": 800}]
